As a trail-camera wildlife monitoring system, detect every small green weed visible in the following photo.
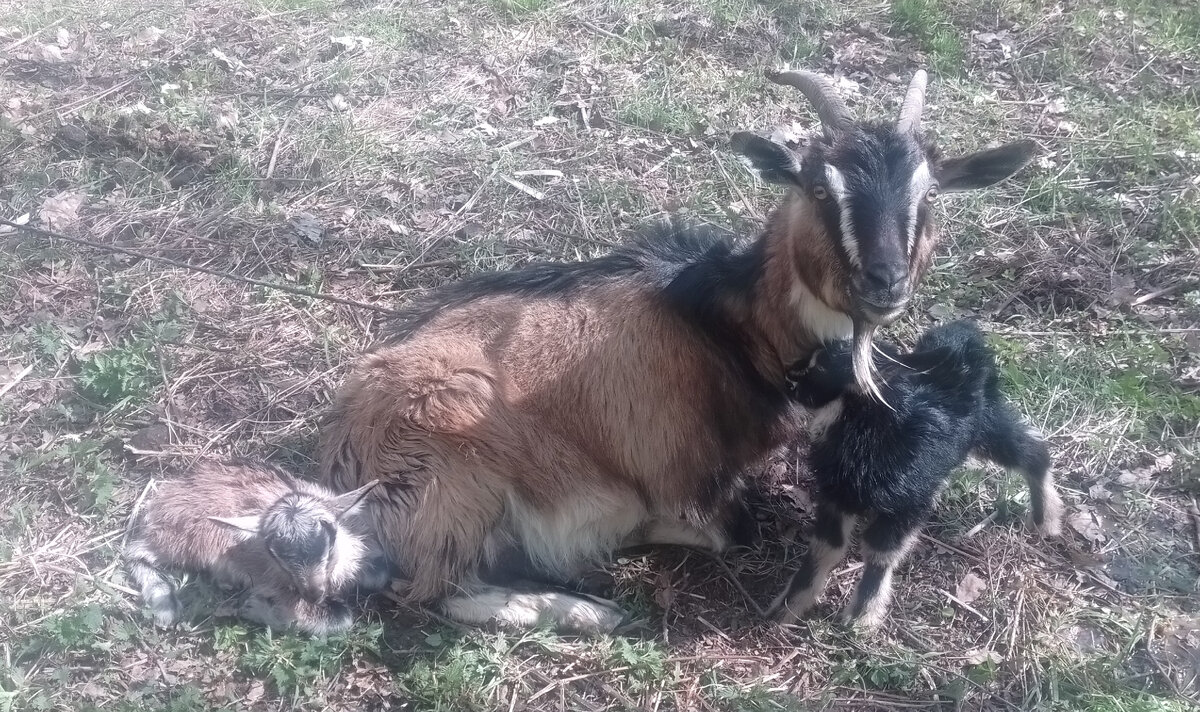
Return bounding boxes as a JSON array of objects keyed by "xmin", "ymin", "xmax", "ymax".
[
  {"xmin": 701, "ymin": 670, "xmax": 797, "ymax": 711},
  {"xmin": 397, "ymin": 633, "xmax": 510, "ymax": 711},
  {"xmin": 76, "ymin": 341, "xmax": 159, "ymax": 408},
  {"xmin": 492, "ymin": 0, "xmax": 547, "ymax": 18},
  {"xmin": 31, "ymin": 605, "xmax": 107, "ymax": 656},
  {"xmin": 606, "ymin": 638, "xmax": 670, "ymax": 692},
  {"xmin": 219, "ymin": 622, "xmax": 382, "ymax": 699}
]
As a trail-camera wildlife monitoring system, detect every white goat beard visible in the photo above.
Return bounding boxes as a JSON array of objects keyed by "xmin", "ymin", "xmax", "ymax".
[{"xmin": 851, "ymin": 321, "xmax": 887, "ymax": 405}]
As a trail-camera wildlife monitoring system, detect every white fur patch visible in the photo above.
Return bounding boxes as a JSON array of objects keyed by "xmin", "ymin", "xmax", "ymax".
[
  {"xmin": 906, "ymin": 161, "xmax": 933, "ymax": 255},
  {"xmin": 806, "ymin": 398, "xmax": 844, "ymax": 440},
  {"xmin": 635, "ymin": 517, "xmax": 730, "ymax": 552},
  {"xmin": 824, "ymin": 165, "xmax": 859, "ymax": 267},
  {"xmin": 789, "ymin": 281, "xmax": 853, "ymax": 343},
  {"xmin": 442, "ymin": 585, "xmax": 626, "ymax": 634},
  {"xmin": 504, "ymin": 489, "xmax": 646, "ymax": 579}
]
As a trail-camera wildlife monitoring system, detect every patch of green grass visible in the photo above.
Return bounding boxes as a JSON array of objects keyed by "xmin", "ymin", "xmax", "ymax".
[
  {"xmin": 618, "ymin": 63, "xmax": 707, "ymax": 134},
  {"xmin": 891, "ymin": 0, "xmax": 964, "ymax": 74},
  {"xmin": 216, "ymin": 622, "xmax": 383, "ymax": 699},
  {"xmin": 605, "ymin": 638, "xmax": 671, "ymax": 692},
  {"xmin": 396, "ymin": 632, "xmax": 511, "ymax": 711},
  {"xmin": 34, "ymin": 604, "xmax": 107, "ymax": 654},
  {"xmin": 779, "ymin": 32, "xmax": 821, "ymax": 64},
  {"xmin": 492, "ymin": 0, "xmax": 548, "ymax": 18},
  {"xmin": 76, "ymin": 340, "xmax": 160, "ymax": 408},
  {"xmin": 700, "ymin": 670, "xmax": 798, "ymax": 711},
  {"xmin": 830, "ymin": 649, "xmax": 923, "ymax": 691}
]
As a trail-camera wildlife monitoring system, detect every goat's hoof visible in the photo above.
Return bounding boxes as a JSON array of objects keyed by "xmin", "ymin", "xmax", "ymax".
[
  {"xmin": 839, "ymin": 609, "xmax": 885, "ymax": 633},
  {"xmin": 1027, "ymin": 513, "xmax": 1063, "ymax": 539},
  {"xmin": 773, "ymin": 604, "xmax": 810, "ymax": 626},
  {"xmin": 571, "ymin": 593, "xmax": 628, "ymax": 634}
]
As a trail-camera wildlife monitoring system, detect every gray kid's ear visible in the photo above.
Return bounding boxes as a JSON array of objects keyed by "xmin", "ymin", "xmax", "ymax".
[
  {"xmin": 208, "ymin": 515, "xmax": 262, "ymax": 535},
  {"xmin": 937, "ymin": 141, "xmax": 1039, "ymax": 193},
  {"xmin": 330, "ymin": 479, "xmax": 380, "ymax": 520},
  {"xmin": 730, "ymin": 132, "xmax": 805, "ymax": 187}
]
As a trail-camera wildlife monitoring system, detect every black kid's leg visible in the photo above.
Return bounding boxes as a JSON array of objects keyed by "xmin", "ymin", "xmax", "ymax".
[
  {"xmin": 770, "ymin": 502, "xmax": 855, "ymax": 624},
  {"xmin": 842, "ymin": 514, "xmax": 922, "ymax": 630}
]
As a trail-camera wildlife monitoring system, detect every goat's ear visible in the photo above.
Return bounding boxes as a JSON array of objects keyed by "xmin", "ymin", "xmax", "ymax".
[
  {"xmin": 330, "ymin": 479, "xmax": 380, "ymax": 520},
  {"xmin": 937, "ymin": 140, "xmax": 1039, "ymax": 193},
  {"xmin": 730, "ymin": 132, "xmax": 804, "ymax": 187},
  {"xmin": 894, "ymin": 345, "xmax": 957, "ymax": 374},
  {"xmin": 208, "ymin": 515, "xmax": 261, "ymax": 535}
]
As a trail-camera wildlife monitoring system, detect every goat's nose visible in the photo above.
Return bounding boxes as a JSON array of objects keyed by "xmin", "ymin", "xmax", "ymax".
[{"xmin": 863, "ymin": 262, "xmax": 908, "ymax": 296}]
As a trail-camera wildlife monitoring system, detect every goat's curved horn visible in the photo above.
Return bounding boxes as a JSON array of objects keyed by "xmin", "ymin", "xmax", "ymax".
[
  {"xmin": 896, "ymin": 70, "xmax": 928, "ymax": 134},
  {"xmin": 765, "ymin": 68, "xmax": 852, "ymax": 136}
]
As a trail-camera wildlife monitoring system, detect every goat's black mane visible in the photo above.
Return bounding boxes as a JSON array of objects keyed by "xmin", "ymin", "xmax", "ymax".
[{"xmin": 381, "ymin": 221, "xmax": 757, "ymax": 344}]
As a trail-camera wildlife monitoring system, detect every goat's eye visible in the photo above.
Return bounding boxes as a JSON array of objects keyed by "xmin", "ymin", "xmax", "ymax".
[
  {"xmin": 812, "ymin": 185, "xmax": 829, "ymax": 201},
  {"xmin": 925, "ymin": 186, "xmax": 939, "ymax": 202}
]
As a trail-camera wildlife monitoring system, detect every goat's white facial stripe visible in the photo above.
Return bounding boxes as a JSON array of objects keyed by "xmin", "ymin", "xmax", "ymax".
[
  {"xmin": 907, "ymin": 161, "xmax": 932, "ymax": 255},
  {"xmin": 824, "ymin": 165, "xmax": 859, "ymax": 267}
]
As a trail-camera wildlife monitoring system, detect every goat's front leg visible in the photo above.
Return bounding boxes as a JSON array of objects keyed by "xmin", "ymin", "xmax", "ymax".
[
  {"xmin": 841, "ymin": 514, "xmax": 922, "ymax": 630},
  {"xmin": 440, "ymin": 583, "xmax": 627, "ymax": 635},
  {"xmin": 770, "ymin": 502, "xmax": 855, "ymax": 624}
]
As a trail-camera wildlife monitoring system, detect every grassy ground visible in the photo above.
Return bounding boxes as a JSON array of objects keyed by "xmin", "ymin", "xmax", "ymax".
[{"xmin": 1, "ymin": 0, "xmax": 1198, "ymax": 708}]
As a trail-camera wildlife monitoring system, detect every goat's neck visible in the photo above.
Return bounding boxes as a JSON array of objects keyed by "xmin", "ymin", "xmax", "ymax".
[{"xmin": 747, "ymin": 196, "xmax": 854, "ymax": 381}]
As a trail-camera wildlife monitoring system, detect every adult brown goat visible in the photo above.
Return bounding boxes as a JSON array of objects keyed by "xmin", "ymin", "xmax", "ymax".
[{"xmin": 319, "ymin": 69, "xmax": 1039, "ymax": 633}]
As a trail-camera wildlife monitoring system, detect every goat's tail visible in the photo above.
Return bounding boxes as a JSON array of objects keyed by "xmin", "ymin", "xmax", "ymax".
[{"xmin": 975, "ymin": 406, "xmax": 1064, "ymax": 538}]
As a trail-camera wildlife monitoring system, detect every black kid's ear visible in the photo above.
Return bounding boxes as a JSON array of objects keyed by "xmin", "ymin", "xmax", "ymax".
[
  {"xmin": 938, "ymin": 140, "xmax": 1039, "ymax": 192},
  {"xmin": 730, "ymin": 132, "xmax": 804, "ymax": 187},
  {"xmin": 896, "ymin": 346, "xmax": 956, "ymax": 374}
]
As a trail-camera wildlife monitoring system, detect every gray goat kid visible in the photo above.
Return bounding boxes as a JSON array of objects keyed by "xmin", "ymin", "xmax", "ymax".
[{"xmin": 124, "ymin": 460, "xmax": 384, "ymax": 634}]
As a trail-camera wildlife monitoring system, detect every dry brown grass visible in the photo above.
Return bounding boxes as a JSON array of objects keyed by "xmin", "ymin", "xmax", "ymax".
[{"xmin": 1, "ymin": 0, "xmax": 1198, "ymax": 709}]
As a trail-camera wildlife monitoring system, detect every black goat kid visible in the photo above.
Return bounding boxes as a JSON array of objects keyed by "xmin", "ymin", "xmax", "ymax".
[{"xmin": 771, "ymin": 320, "xmax": 1064, "ymax": 629}]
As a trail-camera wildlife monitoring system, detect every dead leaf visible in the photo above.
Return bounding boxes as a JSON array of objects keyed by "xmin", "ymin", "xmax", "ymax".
[
  {"xmin": 781, "ymin": 484, "xmax": 812, "ymax": 513},
  {"xmin": 39, "ymin": 192, "xmax": 85, "ymax": 229},
  {"xmin": 329, "ymin": 94, "xmax": 351, "ymax": 112},
  {"xmin": 1116, "ymin": 453, "xmax": 1174, "ymax": 487},
  {"xmin": 135, "ymin": 26, "xmax": 163, "ymax": 44},
  {"xmin": 288, "ymin": 212, "xmax": 324, "ymax": 246},
  {"xmin": 127, "ymin": 423, "xmax": 171, "ymax": 452},
  {"xmin": 1068, "ymin": 507, "xmax": 1105, "ymax": 543},
  {"xmin": 245, "ymin": 680, "xmax": 265, "ymax": 703},
  {"xmin": 963, "ymin": 648, "xmax": 1003, "ymax": 665},
  {"xmin": 215, "ymin": 110, "xmax": 239, "ymax": 130},
  {"xmin": 1045, "ymin": 98, "xmax": 1068, "ymax": 114},
  {"xmin": 36, "ymin": 43, "xmax": 65, "ymax": 63},
  {"xmin": 1108, "ymin": 273, "xmax": 1137, "ymax": 306},
  {"xmin": 955, "ymin": 572, "xmax": 987, "ymax": 604},
  {"xmin": 0, "ymin": 212, "xmax": 30, "ymax": 236},
  {"xmin": 928, "ymin": 303, "xmax": 957, "ymax": 321},
  {"xmin": 210, "ymin": 48, "xmax": 243, "ymax": 71}
]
